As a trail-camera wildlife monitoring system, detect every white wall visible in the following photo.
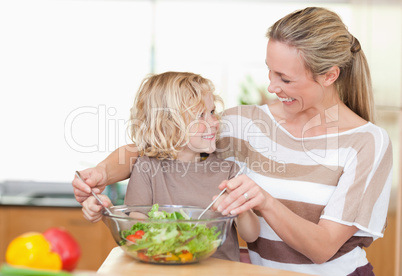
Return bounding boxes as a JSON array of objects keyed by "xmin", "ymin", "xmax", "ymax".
[
  {"xmin": 0, "ymin": 0, "xmax": 153, "ymax": 182},
  {"xmin": 1, "ymin": 0, "xmax": 399, "ymax": 183}
]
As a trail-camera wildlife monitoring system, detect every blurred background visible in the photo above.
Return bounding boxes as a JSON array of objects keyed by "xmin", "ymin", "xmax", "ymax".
[{"xmin": 0, "ymin": 0, "xmax": 401, "ymax": 274}]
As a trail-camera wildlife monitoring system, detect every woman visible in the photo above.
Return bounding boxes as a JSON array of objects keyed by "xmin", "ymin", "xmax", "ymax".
[{"xmin": 73, "ymin": 7, "xmax": 392, "ymax": 275}]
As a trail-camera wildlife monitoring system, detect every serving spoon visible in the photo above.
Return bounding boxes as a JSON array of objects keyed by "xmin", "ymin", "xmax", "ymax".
[{"xmin": 197, "ymin": 164, "xmax": 246, "ymax": 220}]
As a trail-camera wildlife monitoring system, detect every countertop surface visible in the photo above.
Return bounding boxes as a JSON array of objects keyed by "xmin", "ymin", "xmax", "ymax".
[
  {"xmin": 0, "ymin": 180, "xmax": 125, "ymax": 207},
  {"xmin": 97, "ymin": 247, "xmax": 312, "ymax": 276},
  {"xmin": 0, "ymin": 180, "xmax": 80, "ymax": 207}
]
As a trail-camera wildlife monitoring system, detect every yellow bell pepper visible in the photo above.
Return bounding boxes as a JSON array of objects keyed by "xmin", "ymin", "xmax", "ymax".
[
  {"xmin": 6, "ymin": 232, "xmax": 62, "ymax": 270},
  {"xmin": 165, "ymin": 252, "xmax": 179, "ymax": 261},
  {"xmin": 178, "ymin": 251, "xmax": 193, "ymax": 263}
]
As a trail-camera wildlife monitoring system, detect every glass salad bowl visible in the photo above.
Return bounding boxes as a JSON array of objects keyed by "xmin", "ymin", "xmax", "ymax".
[{"xmin": 102, "ymin": 204, "xmax": 236, "ymax": 264}]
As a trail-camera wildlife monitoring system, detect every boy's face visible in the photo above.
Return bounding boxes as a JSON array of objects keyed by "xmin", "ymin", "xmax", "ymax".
[{"xmin": 178, "ymin": 95, "xmax": 219, "ymax": 161}]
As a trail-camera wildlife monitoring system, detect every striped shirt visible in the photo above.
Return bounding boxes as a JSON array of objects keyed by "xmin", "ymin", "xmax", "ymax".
[{"xmin": 216, "ymin": 104, "xmax": 393, "ymax": 275}]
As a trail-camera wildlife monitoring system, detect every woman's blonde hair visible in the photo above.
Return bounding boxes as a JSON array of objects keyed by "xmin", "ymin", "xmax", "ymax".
[
  {"xmin": 129, "ymin": 71, "xmax": 223, "ymax": 160},
  {"xmin": 267, "ymin": 7, "xmax": 374, "ymax": 122}
]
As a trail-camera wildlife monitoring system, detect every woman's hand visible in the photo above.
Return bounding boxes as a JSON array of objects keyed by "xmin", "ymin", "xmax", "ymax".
[
  {"xmin": 72, "ymin": 166, "xmax": 108, "ymax": 204},
  {"xmin": 215, "ymin": 175, "xmax": 267, "ymax": 216},
  {"xmin": 72, "ymin": 144, "xmax": 139, "ymax": 205},
  {"xmin": 82, "ymin": 195, "xmax": 112, "ymax": 223}
]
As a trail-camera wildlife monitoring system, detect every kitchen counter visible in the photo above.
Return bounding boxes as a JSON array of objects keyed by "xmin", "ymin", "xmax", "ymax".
[
  {"xmin": 0, "ymin": 180, "xmax": 125, "ymax": 207},
  {"xmin": 0, "ymin": 180, "xmax": 80, "ymax": 207},
  {"xmin": 98, "ymin": 247, "xmax": 312, "ymax": 276}
]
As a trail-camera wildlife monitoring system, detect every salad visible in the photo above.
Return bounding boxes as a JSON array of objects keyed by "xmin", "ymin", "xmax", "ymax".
[{"xmin": 120, "ymin": 204, "xmax": 222, "ymax": 264}]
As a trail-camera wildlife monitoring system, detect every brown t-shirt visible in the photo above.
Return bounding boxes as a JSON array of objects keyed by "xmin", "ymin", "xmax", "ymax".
[{"xmin": 125, "ymin": 153, "xmax": 240, "ymax": 262}]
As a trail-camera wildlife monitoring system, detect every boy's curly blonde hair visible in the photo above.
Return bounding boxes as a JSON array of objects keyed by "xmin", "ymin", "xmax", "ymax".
[{"xmin": 129, "ymin": 71, "xmax": 223, "ymax": 160}]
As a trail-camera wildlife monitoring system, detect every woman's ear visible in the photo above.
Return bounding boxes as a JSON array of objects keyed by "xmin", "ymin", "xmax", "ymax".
[{"xmin": 322, "ymin": 66, "xmax": 340, "ymax": 86}]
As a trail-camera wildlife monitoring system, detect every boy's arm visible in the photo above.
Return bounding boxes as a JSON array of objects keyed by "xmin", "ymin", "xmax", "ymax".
[
  {"xmin": 82, "ymin": 195, "xmax": 113, "ymax": 223},
  {"xmin": 236, "ymin": 210, "xmax": 260, "ymax": 243}
]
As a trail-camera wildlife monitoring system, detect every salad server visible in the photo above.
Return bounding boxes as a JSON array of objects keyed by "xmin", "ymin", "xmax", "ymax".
[{"xmin": 197, "ymin": 164, "xmax": 246, "ymax": 220}]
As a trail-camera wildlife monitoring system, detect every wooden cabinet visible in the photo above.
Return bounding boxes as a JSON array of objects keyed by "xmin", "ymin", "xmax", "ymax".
[
  {"xmin": 372, "ymin": 109, "xmax": 401, "ymax": 276},
  {"xmin": 0, "ymin": 206, "xmax": 116, "ymax": 271},
  {"xmin": 365, "ymin": 211, "xmax": 397, "ymax": 276}
]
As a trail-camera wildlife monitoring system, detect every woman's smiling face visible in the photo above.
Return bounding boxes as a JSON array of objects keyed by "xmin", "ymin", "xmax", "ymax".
[{"xmin": 266, "ymin": 40, "xmax": 326, "ymax": 115}]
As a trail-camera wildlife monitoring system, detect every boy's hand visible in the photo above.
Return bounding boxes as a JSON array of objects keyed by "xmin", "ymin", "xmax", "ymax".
[
  {"xmin": 72, "ymin": 167, "xmax": 107, "ymax": 204},
  {"xmin": 82, "ymin": 195, "xmax": 112, "ymax": 223}
]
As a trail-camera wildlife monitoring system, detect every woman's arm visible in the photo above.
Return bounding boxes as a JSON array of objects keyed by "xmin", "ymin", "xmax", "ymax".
[
  {"xmin": 72, "ymin": 144, "xmax": 139, "ymax": 204},
  {"xmin": 217, "ymin": 175, "xmax": 358, "ymax": 264},
  {"xmin": 99, "ymin": 143, "xmax": 139, "ymax": 185},
  {"xmin": 257, "ymin": 191, "xmax": 358, "ymax": 264}
]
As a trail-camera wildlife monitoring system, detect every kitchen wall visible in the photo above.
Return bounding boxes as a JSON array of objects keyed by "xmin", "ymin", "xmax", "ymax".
[{"xmin": 0, "ymin": 0, "xmax": 355, "ymax": 183}]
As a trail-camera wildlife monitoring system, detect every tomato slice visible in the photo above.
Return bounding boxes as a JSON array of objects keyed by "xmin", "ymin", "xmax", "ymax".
[
  {"xmin": 126, "ymin": 230, "xmax": 145, "ymax": 243},
  {"xmin": 137, "ymin": 252, "xmax": 149, "ymax": 262},
  {"xmin": 152, "ymin": 254, "xmax": 166, "ymax": 262},
  {"xmin": 126, "ymin": 234, "xmax": 141, "ymax": 242},
  {"xmin": 134, "ymin": 230, "xmax": 145, "ymax": 238}
]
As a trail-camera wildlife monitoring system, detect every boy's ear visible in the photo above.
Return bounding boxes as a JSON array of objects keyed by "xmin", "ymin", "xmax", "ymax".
[{"xmin": 321, "ymin": 66, "xmax": 340, "ymax": 86}]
